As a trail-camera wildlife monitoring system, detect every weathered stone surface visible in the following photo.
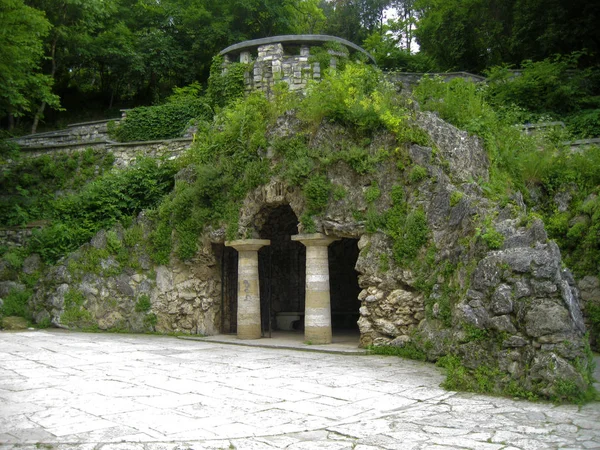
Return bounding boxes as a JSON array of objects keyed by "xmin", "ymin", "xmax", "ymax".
[
  {"xmin": 0, "ymin": 281, "xmax": 25, "ymax": 298},
  {"xmin": 22, "ymin": 254, "xmax": 42, "ymax": 275}
]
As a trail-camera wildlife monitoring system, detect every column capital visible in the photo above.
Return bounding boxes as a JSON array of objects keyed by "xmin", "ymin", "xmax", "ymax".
[
  {"xmin": 225, "ymin": 239, "xmax": 270, "ymax": 252},
  {"xmin": 291, "ymin": 233, "xmax": 339, "ymax": 247}
]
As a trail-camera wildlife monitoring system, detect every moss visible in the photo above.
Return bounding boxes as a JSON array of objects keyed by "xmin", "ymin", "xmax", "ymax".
[
  {"xmin": 409, "ymin": 165, "xmax": 428, "ymax": 183},
  {"xmin": 450, "ymin": 191, "xmax": 464, "ymax": 207}
]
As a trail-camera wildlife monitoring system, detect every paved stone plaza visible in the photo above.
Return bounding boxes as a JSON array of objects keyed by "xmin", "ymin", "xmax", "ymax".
[{"xmin": 0, "ymin": 330, "xmax": 599, "ymax": 449}]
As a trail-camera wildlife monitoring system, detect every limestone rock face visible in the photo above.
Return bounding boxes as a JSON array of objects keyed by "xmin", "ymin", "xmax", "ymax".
[
  {"xmin": 31, "ymin": 225, "xmax": 220, "ymax": 336},
  {"xmin": 26, "ymin": 108, "xmax": 592, "ymax": 399},
  {"xmin": 325, "ymin": 112, "xmax": 591, "ymax": 398}
]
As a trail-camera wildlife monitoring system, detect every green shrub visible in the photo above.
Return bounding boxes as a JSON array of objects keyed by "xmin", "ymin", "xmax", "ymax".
[
  {"xmin": 0, "ymin": 149, "xmax": 113, "ymax": 227},
  {"xmin": 110, "ymin": 99, "xmax": 212, "ymax": 142},
  {"xmin": 481, "ymin": 227, "xmax": 504, "ymax": 250},
  {"xmin": 0, "ymin": 288, "xmax": 31, "ymax": 318},
  {"xmin": 61, "ymin": 288, "xmax": 93, "ymax": 328},
  {"xmin": 364, "ymin": 182, "xmax": 381, "ymax": 204},
  {"xmin": 387, "ymin": 207, "xmax": 429, "ymax": 265},
  {"xmin": 207, "ymin": 56, "xmax": 250, "ymax": 108},
  {"xmin": 303, "ymin": 174, "xmax": 331, "ymax": 215},
  {"xmin": 409, "ymin": 165, "xmax": 428, "ymax": 183},
  {"xmin": 135, "ymin": 294, "xmax": 152, "ymax": 313},
  {"xmin": 26, "ymin": 158, "xmax": 175, "ymax": 264}
]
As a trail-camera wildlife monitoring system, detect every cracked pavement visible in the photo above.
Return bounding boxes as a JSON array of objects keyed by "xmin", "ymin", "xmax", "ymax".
[{"xmin": 0, "ymin": 330, "xmax": 599, "ymax": 449}]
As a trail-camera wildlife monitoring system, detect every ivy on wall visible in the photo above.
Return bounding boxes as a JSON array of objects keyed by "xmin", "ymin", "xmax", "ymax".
[{"xmin": 108, "ymin": 98, "xmax": 212, "ymax": 142}]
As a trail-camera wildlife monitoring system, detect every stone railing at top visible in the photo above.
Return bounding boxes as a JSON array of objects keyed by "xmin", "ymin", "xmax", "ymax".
[
  {"xmin": 385, "ymin": 71, "xmax": 487, "ymax": 89},
  {"xmin": 8, "ymin": 116, "xmax": 194, "ymax": 169},
  {"xmin": 13, "ymin": 118, "xmax": 117, "ymax": 148}
]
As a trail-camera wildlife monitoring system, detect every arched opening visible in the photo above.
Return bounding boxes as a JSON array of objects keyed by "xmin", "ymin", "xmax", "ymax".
[
  {"xmin": 329, "ymin": 238, "xmax": 361, "ymax": 336},
  {"xmin": 258, "ymin": 205, "xmax": 305, "ymax": 334}
]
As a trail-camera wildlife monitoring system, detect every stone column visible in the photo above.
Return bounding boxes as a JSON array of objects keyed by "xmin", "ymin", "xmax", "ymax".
[
  {"xmin": 225, "ymin": 239, "xmax": 270, "ymax": 340},
  {"xmin": 292, "ymin": 233, "xmax": 339, "ymax": 344}
]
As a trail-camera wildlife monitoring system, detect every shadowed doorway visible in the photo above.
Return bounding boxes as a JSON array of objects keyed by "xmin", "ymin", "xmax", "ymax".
[
  {"xmin": 258, "ymin": 205, "xmax": 305, "ymax": 335},
  {"xmin": 329, "ymin": 238, "xmax": 361, "ymax": 334}
]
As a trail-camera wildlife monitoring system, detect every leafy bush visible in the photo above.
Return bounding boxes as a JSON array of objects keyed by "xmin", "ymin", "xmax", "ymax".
[
  {"xmin": 0, "ymin": 149, "xmax": 113, "ymax": 226},
  {"xmin": 135, "ymin": 294, "xmax": 152, "ymax": 313},
  {"xmin": 206, "ymin": 56, "xmax": 250, "ymax": 109},
  {"xmin": 61, "ymin": 288, "xmax": 93, "ymax": 328},
  {"xmin": 110, "ymin": 98, "xmax": 212, "ymax": 142},
  {"xmin": 0, "ymin": 288, "xmax": 31, "ymax": 319},
  {"xmin": 486, "ymin": 55, "xmax": 600, "ymax": 117},
  {"xmin": 299, "ymin": 62, "xmax": 414, "ymax": 137},
  {"xmin": 27, "ymin": 157, "xmax": 176, "ymax": 264}
]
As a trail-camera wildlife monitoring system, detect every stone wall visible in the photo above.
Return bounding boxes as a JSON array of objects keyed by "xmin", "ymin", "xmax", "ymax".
[
  {"xmin": 0, "ymin": 227, "xmax": 38, "ymax": 249},
  {"xmin": 225, "ymin": 43, "xmax": 322, "ymax": 95},
  {"xmin": 12, "ymin": 119, "xmax": 116, "ymax": 148},
  {"xmin": 11, "ymin": 138, "xmax": 192, "ymax": 168},
  {"xmin": 386, "ymin": 71, "xmax": 487, "ymax": 90},
  {"xmin": 31, "ymin": 223, "xmax": 221, "ymax": 336}
]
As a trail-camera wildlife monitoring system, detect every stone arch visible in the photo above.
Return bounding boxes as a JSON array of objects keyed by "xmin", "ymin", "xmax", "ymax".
[
  {"xmin": 230, "ymin": 180, "xmax": 363, "ymax": 342},
  {"xmin": 238, "ymin": 179, "xmax": 306, "ymax": 238}
]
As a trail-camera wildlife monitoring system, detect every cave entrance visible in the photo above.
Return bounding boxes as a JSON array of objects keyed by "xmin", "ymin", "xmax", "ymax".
[
  {"xmin": 220, "ymin": 203, "xmax": 361, "ymax": 343},
  {"xmin": 329, "ymin": 238, "xmax": 361, "ymax": 336},
  {"xmin": 258, "ymin": 205, "xmax": 306, "ymax": 335}
]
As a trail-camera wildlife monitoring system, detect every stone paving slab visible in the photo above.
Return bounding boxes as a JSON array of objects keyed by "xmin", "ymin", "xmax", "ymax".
[{"xmin": 0, "ymin": 330, "xmax": 599, "ymax": 450}]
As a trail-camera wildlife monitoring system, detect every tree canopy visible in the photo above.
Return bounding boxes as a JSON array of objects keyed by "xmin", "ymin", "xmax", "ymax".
[{"xmin": 0, "ymin": 0, "xmax": 598, "ymax": 131}]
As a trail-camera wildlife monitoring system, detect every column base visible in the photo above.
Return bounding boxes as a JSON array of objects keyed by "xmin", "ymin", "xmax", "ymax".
[{"xmin": 305, "ymin": 327, "xmax": 332, "ymax": 345}]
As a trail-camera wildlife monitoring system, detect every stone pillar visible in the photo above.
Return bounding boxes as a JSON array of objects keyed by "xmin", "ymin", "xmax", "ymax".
[
  {"xmin": 226, "ymin": 239, "xmax": 270, "ymax": 340},
  {"xmin": 292, "ymin": 233, "xmax": 339, "ymax": 344},
  {"xmin": 240, "ymin": 51, "xmax": 251, "ymax": 64}
]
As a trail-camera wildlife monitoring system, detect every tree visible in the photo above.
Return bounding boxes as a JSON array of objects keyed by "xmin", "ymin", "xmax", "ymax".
[
  {"xmin": 415, "ymin": 0, "xmax": 600, "ymax": 73},
  {"xmin": 0, "ymin": 0, "xmax": 59, "ymax": 129},
  {"xmin": 25, "ymin": 0, "xmax": 117, "ymax": 132},
  {"xmin": 321, "ymin": 0, "xmax": 393, "ymax": 44}
]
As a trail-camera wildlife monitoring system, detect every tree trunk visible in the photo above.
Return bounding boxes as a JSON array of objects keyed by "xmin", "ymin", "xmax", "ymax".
[
  {"xmin": 31, "ymin": 39, "xmax": 57, "ymax": 134},
  {"xmin": 31, "ymin": 102, "xmax": 46, "ymax": 134}
]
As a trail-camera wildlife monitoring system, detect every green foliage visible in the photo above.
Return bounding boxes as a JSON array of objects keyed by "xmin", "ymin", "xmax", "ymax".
[
  {"xmin": 304, "ymin": 174, "xmax": 331, "ymax": 215},
  {"xmin": 587, "ymin": 303, "xmax": 600, "ymax": 343},
  {"xmin": 368, "ymin": 343, "xmax": 427, "ymax": 361},
  {"xmin": 481, "ymin": 227, "xmax": 505, "ymax": 250},
  {"xmin": 155, "ymin": 93, "xmax": 272, "ymax": 256},
  {"xmin": 135, "ymin": 294, "xmax": 152, "ymax": 313},
  {"xmin": 308, "ymin": 42, "xmax": 349, "ymax": 72},
  {"xmin": 409, "ymin": 165, "xmax": 428, "ymax": 183},
  {"xmin": 387, "ymin": 206, "xmax": 430, "ymax": 265},
  {"xmin": 463, "ymin": 324, "xmax": 489, "ymax": 342},
  {"xmin": 207, "ymin": 56, "xmax": 251, "ymax": 109},
  {"xmin": 109, "ymin": 99, "xmax": 212, "ymax": 142},
  {"xmin": 437, "ymin": 355, "xmax": 501, "ymax": 394},
  {"xmin": 450, "ymin": 191, "xmax": 464, "ymax": 207},
  {"xmin": 0, "ymin": 149, "xmax": 113, "ymax": 226},
  {"xmin": 0, "ymin": 0, "xmax": 59, "ymax": 121},
  {"xmin": 364, "ymin": 182, "xmax": 381, "ymax": 204},
  {"xmin": 332, "ymin": 184, "xmax": 347, "ymax": 201},
  {"xmin": 299, "ymin": 62, "xmax": 421, "ymax": 141},
  {"xmin": 486, "ymin": 56, "xmax": 600, "ymax": 119},
  {"xmin": 0, "ymin": 288, "xmax": 31, "ymax": 319},
  {"xmin": 27, "ymin": 157, "xmax": 175, "ymax": 264},
  {"xmin": 61, "ymin": 288, "xmax": 93, "ymax": 328}
]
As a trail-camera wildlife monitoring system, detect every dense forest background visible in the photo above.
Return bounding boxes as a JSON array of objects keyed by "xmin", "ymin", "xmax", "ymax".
[{"xmin": 1, "ymin": 0, "xmax": 599, "ymax": 134}]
